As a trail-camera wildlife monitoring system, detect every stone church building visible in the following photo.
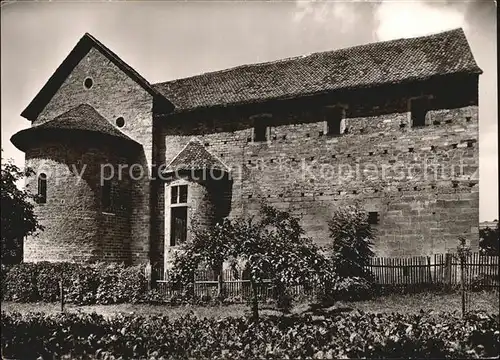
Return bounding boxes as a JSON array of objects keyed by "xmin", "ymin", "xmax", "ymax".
[{"xmin": 11, "ymin": 28, "xmax": 481, "ymax": 271}]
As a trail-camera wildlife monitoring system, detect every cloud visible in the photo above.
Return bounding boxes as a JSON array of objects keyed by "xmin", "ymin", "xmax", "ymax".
[
  {"xmin": 374, "ymin": 1, "xmax": 468, "ymax": 41},
  {"xmin": 293, "ymin": 0, "xmax": 362, "ymax": 33}
]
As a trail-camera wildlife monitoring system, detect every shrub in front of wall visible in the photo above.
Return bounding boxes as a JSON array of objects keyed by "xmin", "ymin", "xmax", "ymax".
[
  {"xmin": 65, "ymin": 264, "xmax": 99, "ymax": 305},
  {"xmin": 115, "ymin": 264, "xmax": 148, "ymax": 304},
  {"xmin": 35, "ymin": 262, "xmax": 82, "ymax": 302},
  {"xmin": 0, "ymin": 264, "xmax": 12, "ymax": 300},
  {"xmin": 3, "ymin": 263, "xmax": 39, "ymax": 302},
  {"xmin": 3, "ymin": 261, "xmax": 151, "ymax": 305},
  {"xmin": 95, "ymin": 263, "xmax": 124, "ymax": 304}
]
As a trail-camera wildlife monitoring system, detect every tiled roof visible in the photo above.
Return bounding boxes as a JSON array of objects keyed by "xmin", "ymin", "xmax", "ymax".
[
  {"xmin": 165, "ymin": 138, "xmax": 230, "ymax": 174},
  {"xmin": 11, "ymin": 104, "xmax": 138, "ymax": 151},
  {"xmin": 154, "ymin": 28, "xmax": 481, "ymax": 112}
]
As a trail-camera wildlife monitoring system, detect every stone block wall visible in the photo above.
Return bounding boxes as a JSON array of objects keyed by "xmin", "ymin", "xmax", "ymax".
[
  {"xmin": 24, "ymin": 140, "xmax": 133, "ymax": 263},
  {"xmin": 155, "ymin": 74, "xmax": 479, "ymax": 259}
]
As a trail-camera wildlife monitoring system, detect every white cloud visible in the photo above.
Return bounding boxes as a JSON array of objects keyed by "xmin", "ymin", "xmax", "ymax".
[
  {"xmin": 293, "ymin": 0, "xmax": 360, "ymax": 33},
  {"xmin": 375, "ymin": 1, "xmax": 467, "ymax": 41}
]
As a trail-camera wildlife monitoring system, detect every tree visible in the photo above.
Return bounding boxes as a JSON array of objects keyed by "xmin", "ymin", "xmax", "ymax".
[
  {"xmin": 325, "ymin": 204, "xmax": 375, "ymax": 301},
  {"xmin": 171, "ymin": 204, "xmax": 334, "ymax": 319},
  {"xmin": 1, "ymin": 153, "xmax": 43, "ymax": 264},
  {"xmin": 479, "ymin": 223, "xmax": 499, "ymax": 256}
]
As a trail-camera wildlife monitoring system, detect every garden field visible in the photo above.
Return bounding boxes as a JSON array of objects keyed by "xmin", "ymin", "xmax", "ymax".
[{"xmin": 2, "ymin": 307, "xmax": 499, "ymax": 359}]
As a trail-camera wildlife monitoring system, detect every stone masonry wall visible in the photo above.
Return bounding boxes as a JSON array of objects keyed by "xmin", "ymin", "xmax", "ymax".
[
  {"xmin": 155, "ymin": 74, "xmax": 479, "ymax": 260},
  {"xmin": 31, "ymin": 47, "xmax": 154, "ymax": 264},
  {"xmin": 24, "ymin": 139, "xmax": 133, "ymax": 263}
]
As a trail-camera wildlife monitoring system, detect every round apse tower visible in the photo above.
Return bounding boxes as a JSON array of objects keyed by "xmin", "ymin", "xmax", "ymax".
[
  {"xmin": 162, "ymin": 138, "xmax": 232, "ymax": 267},
  {"xmin": 11, "ymin": 104, "xmax": 140, "ymax": 263}
]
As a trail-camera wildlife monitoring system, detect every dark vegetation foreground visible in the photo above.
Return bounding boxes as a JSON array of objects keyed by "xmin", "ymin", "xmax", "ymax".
[{"xmin": 2, "ymin": 309, "xmax": 499, "ymax": 359}]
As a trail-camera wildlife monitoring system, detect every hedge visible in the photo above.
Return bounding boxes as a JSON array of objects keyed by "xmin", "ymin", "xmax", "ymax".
[
  {"xmin": 1, "ymin": 262, "xmax": 148, "ymax": 305},
  {"xmin": 1, "ymin": 310, "xmax": 498, "ymax": 359}
]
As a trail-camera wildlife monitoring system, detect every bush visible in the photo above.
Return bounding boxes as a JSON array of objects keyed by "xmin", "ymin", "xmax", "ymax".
[
  {"xmin": 332, "ymin": 276, "xmax": 373, "ymax": 301},
  {"xmin": 65, "ymin": 264, "xmax": 99, "ymax": 305},
  {"xmin": 3, "ymin": 263, "xmax": 38, "ymax": 302},
  {"xmin": 1, "ymin": 310, "xmax": 498, "ymax": 359},
  {"xmin": 326, "ymin": 205, "xmax": 376, "ymax": 303},
  {"xmin": 0, "ymin": 263, "xmax": 12, "ymax": 300},
  {"xmin": 115, "ymin": 264, "xmax": 148, "ymax": 303},
  {"xmin": 95, "ymin": 263, "xmax": 125, "ymax": 304},
  {"xmin": 35, "ymin": 262, "xmax": 81, "ymax": 302},
  {"xmin": 3, "ymin": 262, "xmax": 149, "ymax": 305}
]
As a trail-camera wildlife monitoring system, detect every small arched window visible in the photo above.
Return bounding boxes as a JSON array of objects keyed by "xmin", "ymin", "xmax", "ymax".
[{"xmin": 37, "ymin": 173, "xmax": 47, "ymax": 204}]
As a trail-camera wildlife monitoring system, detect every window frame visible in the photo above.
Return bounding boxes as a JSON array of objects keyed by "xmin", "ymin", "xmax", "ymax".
[{"xmin": 170, "ymin": 184, "xmax": 188, "ymax": 206}]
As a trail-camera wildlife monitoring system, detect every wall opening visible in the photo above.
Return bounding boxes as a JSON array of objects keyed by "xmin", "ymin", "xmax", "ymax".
[
  {"xmin": 253, "ymin": 122, "xmax": 268, "ymax": 142},
  {"xmin": 37, "ymin": 173, "xmax": 47, "ymax": 204},
  {"xmin": 368, "ymin": 211, "xmax": 379, "ymax": 225},
  {"xmin": 83, "ymin": 77, "xmax": 94, "ymax": 90},
  {"xmin": 325, "ymin": 107, "xmax": 344, "ymax": 136},
  {"xmin": 115, "ymin": 117, "xmax": 125, "ymax": 128},
  {"xmin": 410, "ymin": 97, "xmax": 428, "ymax": 127}
]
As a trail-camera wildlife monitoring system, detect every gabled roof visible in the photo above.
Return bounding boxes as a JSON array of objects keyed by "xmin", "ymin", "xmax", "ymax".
[
  {"xmin": 21, "ymin": 33, "xmax": 175, "ymax": 121},
  {"xmin": 164, "ymin": 138, "xmax": 230, "ymax": 174},
  {"xmin": 153, "ymin": 28, "xmax": 482, "ymax": 112},
  {"xmin": 11, "ymin": 104, "xmax": 139, "ymax": 151}
]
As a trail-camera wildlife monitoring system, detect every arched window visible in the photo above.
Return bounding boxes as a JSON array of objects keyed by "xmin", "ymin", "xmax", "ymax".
[{"xmin": 37, "ymin": 173, "xmax": 47, "ymax": 204}]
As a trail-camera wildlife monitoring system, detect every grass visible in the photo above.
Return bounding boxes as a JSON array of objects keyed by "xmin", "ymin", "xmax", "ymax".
[{"xmin": 2, "ymin": 291, "xmax": 498, "ymax": 319}]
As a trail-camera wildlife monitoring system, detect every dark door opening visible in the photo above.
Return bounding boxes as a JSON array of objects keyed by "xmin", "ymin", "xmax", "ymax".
[{"xmin": 170, "ymin": 207, "xmax": 187, "ymax": 246}]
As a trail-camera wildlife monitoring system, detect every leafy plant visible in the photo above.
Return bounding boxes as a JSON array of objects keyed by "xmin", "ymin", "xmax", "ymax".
[
  {"xmin": 3, "ymin": 262, "xmax": 38, "ymax": 302},
  {"xmin": 1, "ymin": 153, "xmax": 43, "ymax": 264},
  {"xmin": 1, "ymin": 310, "xmax": 498, "ymax": 359},
  {"xmin": 479, "ymin": 222, "xmax": 499, "ymax": 255},
  {"xmin": 171, "ymin": 204, "xmax": 335, "ymax": 319},
  {"xmin": 2, "ymin": 262, "xmax": 147, "ymax": 305},
  {"xmin": 327, "ymin": 204, "xmax": 375, "ymax": 279}
]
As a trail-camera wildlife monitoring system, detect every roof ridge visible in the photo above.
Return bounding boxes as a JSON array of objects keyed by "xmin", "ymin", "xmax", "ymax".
[{"xmin": 153, "ymin": 28, "xmax": 466, "ymax": 86}]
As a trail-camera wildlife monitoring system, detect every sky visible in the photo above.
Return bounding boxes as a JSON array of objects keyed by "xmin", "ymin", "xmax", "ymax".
[{"xmin": 1, "ymin": 0, "xmax": 497, "ymax": 221}]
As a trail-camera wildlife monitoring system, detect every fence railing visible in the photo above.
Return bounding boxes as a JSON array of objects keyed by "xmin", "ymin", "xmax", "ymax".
[
  {"xmin": 367, "ymin": 253, "xmax": 499, "ymax": 290},
  {"xmin": 153, "ymin": 252, "xmax": 499, "ymax": 299}
]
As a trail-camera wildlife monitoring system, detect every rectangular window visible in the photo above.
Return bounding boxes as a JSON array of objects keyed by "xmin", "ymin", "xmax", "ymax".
[
  {"xmin": 410, "ymin": 98, "xmax": 428, "ymax": 127},
  {"xmin": 368, "ymin": 211, "xmax": 379, "ymax": 225},
  {"xmin": 326, "ymin": 107, "xmax": 344, "ymax": 136},
  {"xmin": 37, "ymin": 173, "xmax": 47, "ymax": 204},
  {"xmin": 170, "ymin": 206, "xmax": 188, "ymax": 246},
  {"xmin": 102, "ymin": 180, "xmax": 112, "ymax": 212},
  {"xmin": 253, "ymin": 123, "xmax": 268, "ymax": 142},
  {"xmin": 171, "ymin": 185, "xmax": 188, "ymax": 204}
]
